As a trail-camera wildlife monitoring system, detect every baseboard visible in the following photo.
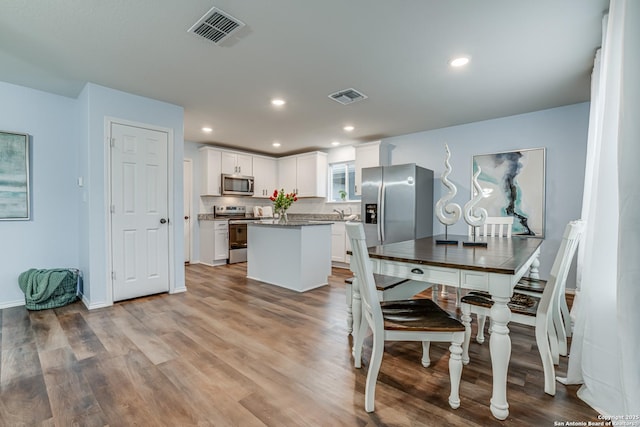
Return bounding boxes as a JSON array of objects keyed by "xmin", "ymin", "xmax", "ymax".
[
  {"xmin": 171, "ymin": 287, "xmax": 187, "ymax": 294},
  {"xmin": 0, "ymin": 299, "xmax": 26, "ymax": 309},
  {"xmin": 81, "ymin": 294, "xmax": 111, "ymax": 310}
]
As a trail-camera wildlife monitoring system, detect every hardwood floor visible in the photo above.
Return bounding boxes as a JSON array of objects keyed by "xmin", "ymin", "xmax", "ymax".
[{"xmin": 1, "ymin": 263, "xmax": 598, "ymax": 426}]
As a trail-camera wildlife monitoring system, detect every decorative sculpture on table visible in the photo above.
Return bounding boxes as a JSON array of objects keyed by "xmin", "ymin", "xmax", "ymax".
[
  {"xmin": 435, "ymin": 144, "xmax": 461, "ymax": 245},
  {"xmin": 463, "ymin": 166, "xmax": 488, "ymax": 247}
]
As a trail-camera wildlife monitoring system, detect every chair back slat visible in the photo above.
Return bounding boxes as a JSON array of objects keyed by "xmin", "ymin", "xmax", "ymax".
[
  {"xmin": 469, "ymin": 216, "xmax": 514, "ymax": 238},
  {"xmin": 345, "ymin": 222, "xmax": 384, "ymax": 332},
  {"xmin": 536, "ymin": 220, "xmax": 585, "ymax": 318}
]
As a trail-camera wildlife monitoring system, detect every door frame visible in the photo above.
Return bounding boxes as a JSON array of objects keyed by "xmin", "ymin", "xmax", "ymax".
[
  {"xmin": 183, "ymin": 158, "xmax": 193, "ymax": 263},
  {"xmin": 105, "ymin": 117, "xmax": 176, "ymax": 306}
]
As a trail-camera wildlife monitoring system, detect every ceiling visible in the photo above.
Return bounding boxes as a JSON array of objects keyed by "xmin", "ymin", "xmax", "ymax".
[{"xmin": 0, "ymin": 1, "xmax": 608, "ymax": 156}]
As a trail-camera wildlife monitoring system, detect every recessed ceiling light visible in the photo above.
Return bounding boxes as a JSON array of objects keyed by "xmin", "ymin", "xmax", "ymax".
[
  {"xmin": 449, "ymin": 56, "xmax": 470, "ymax": 67},
  {"xmin": 343, "ymin": 125, "xmax": 355, "ymax": 132},
  {"xmin": 272, "ymin": 142, "xmax": 281, "ymax": 147},
  {"xmin": 202, "ymin": 127, "xmax": 213, "ymax": 133},
  {"xmin": 331, "ymin": 141, "xmax": 340, "ymax": 146},
  {"xmin": 271, "ymin": 99, "xmax": 286, "ymax": 106}
]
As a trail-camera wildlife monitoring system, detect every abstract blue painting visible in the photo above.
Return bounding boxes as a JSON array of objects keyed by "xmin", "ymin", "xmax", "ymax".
[
  {"xmin": 472, "ymin": 148, "xmax": 545, "ymax": 237},
  {"xmin": 0, "ymin": 131, "xmax": 30, "ymax": 220}
]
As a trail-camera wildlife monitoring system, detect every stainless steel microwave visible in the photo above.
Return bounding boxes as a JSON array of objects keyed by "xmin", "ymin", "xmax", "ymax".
[{"xmin": 221, "ymin": 174, "xmax": 254, "ymax": 196}]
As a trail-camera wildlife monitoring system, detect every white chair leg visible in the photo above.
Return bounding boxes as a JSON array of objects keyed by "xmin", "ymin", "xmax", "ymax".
[
  {"xmin": 365, "ymin": 334, "xmax": 385, "ymax": 412},
  {"xmin": 553, "ymin": 303, "xmax": 568, "ymax": 358},
  {"xmin": 448, "ymin": 332, "xmax": 464, "ymax": 409},
  {"xmin": 547, "ymin": 309, "xmax": 560, "ymax": 365},
  {"xmin": 476, "ymin": 314, "xmax": 487, "ymax": 344},
  {"xmin": 353, "ymin": 318, "xmax": 369, "ymax": 368},
  {"xmin": 561, "ymin": 295, "xmax": 572, "ymax": 338},
  {"xmin": 461, "ymin": 304, "xmax": 472, "ymax": 365},
  {"xmin": 535, "ymin": 318, "xmax": 556, "ymax": 396},
  {"xmin": 345, "ymin": 282, "xmax": 353, "ymax": 334},
  {"xmin": 421, "ymin": 341, "xmax": 431, "ymax": 367}
]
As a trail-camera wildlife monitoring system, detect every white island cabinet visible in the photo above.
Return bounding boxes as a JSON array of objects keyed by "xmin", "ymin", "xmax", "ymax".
[{"xmin": 247, "ymin": 222, "xmax": 331, "ymax": 292}]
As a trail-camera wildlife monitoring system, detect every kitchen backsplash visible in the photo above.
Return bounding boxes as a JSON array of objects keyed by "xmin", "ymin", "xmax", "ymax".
[{"xmin": 199, "ymin": 196, "xmax": 360, "ymax": 217}]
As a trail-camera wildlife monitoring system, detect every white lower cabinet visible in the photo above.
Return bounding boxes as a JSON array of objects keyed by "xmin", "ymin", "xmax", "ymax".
[
  {"xmin": 199, "ymin": 220, "xmax": 229, "ymax": 266},
  {"xmin": 331, "ymin": 221, "xmax": 350, "ymax": 265}
]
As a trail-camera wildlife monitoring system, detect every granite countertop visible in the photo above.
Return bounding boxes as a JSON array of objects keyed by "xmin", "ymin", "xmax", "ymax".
[
  {"xmin": 198, "ymin": 212, "xmax": 360, "ymax": 221},
  {"xmin": 248, "ymin": 221, "xmax": 332, "ymax": 228}
]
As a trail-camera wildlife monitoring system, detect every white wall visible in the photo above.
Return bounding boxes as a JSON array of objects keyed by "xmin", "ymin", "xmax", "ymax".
[
  {"xmin": 0, "ymin": 81, "xmax": 79, "ymax": 307},
  {"xmin": 0, "ymin": 80, "xmax": 185, "ymax": 308},
  {"xmin": 185, "ymin": 103, "xmax": 589, "ymax": 277},
  {"xmin": 78, "ymin": 83, "xmax": 185, "ymax": 307},
  {"xmin": 383, "ymin": 103, "xmax": 590, "ymax": 283}
]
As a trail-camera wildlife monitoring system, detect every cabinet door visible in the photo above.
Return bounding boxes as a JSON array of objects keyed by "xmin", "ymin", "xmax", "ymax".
[
  {"xmin": 214, "ymin": 221, "xmax": 229, "ymax": 260},
  {"xmin": 221, "ymin": 152, "xmax": 253, "ymax": 175},
  {"xmin": 253, "ymin": 156, "xmax": 278, "ymax": 198},
  {"xmin": 295, "ymin": 152, "xmax": 327, "ymax": 197},
  {"xmin": 354, "ymin": 142, "xmax": 380, "ymax": 195},
  {"xmin": 200, "ymin": 148, "xmax": 222, "ymax": 196},
  {"xmin": 198, "ymin": 220, "xmax": 216, "ymax": 264},
  {"xmin": 236, "ymin": 153, "xmax": 252, "ymax": 176},
  {"xmin": 278, "ymin": 156, "xmax": 297, "ymax": 193},
  {"xmin": 331, "ymin": 222, "xmax": 346, "ymax": 263},
  {"xmin": 220, "ymin": 151, "xmax": 237, "ymax": 175}
]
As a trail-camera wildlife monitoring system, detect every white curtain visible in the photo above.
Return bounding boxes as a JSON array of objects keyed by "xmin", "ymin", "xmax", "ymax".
[{"xmin": 564, "ymin": 0, "xmax": 640, "ymax": 416}]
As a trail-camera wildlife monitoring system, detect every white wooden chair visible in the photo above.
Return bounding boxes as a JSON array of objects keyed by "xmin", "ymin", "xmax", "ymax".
[
  {"xmin": 469, "ymin": 216, "xmax": 514, "ymax": 238},
  {"xmin": 346, "ymin": 222, "xmax": 465, "ymax": 412},
  {"xmin": 460, "ymin": 220, "xmax": 585, "ymax": 396}
]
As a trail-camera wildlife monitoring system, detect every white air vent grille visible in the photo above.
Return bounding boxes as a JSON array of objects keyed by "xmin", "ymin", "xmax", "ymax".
[
  {"xmin": 188, "ymin": 7, "xmax": 245, "ymax": 45},
  {"xmin": 328, "ymin": 88, "xmax": 368, "ymax": 105}
]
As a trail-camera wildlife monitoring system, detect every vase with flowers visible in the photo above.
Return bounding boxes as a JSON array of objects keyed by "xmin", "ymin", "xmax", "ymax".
[{"xmin": 270, "ymin": 189, "xmax": 297, "ymax": 224}]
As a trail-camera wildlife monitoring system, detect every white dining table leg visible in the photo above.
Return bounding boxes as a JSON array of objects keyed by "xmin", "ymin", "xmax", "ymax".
[{"xmin": 489, "ymin": 295, "xmax": 512, "ymax": 420}]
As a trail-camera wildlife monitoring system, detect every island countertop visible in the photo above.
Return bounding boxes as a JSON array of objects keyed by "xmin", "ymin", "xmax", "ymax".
[{"xmin": 248, "ymin": 221, "xmax": 332, "ymax": 228}]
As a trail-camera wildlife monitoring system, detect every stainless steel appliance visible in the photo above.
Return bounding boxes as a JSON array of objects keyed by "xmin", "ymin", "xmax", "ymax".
[
  {"xmin": 214, "ymin": 205, "xmax": 262, "ymax": 263},
  {"xmin": 361, "ymin": 163, "xmax": 434, "ymax": 246},
  {"xmin": 221, "ymin": 174, "xmax": 254, "ymax": 196}
]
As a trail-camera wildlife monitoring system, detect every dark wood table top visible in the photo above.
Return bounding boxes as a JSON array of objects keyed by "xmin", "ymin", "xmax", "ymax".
[{"xmin": 367, "ymin": 234, "xmax": 543, "ymax": 275}]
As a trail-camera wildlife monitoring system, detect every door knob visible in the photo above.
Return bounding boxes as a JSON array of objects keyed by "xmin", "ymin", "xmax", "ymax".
[
  {"xmin": 160, "ymin": 218, "xmax": 167, "ymax": 224},
  {"xmin": 184, "ymin": 216, "xmax": 189, "ymax": 220}
]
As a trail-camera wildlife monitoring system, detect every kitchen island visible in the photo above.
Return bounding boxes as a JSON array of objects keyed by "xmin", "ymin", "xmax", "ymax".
[{"xmin": 247, "ymin": 221, "xmax": 332, "ymax": 292}]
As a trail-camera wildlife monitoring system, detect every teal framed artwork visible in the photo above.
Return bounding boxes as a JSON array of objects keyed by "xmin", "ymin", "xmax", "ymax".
[
  {"xmin": 472, "ymin": 147, "xmax": 546, "ymax": 238},
  {"xmin": 0, "ymin": 130, "xmax": 30, "ymax": 220}
]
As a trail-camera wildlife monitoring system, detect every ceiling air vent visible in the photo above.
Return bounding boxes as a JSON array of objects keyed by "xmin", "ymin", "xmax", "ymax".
[
  {"xmin": 328, "ymin": 88, "xmax": 368, "ymax": 105},
  {"xmin": 188, "ymin": 7, "xmax": 245, "ymax": 45}
]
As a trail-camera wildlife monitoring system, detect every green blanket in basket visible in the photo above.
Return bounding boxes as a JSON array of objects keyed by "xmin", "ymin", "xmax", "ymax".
[{"xmin": 18, "ymin": 268, "xmax": 78, "ymax": 310}]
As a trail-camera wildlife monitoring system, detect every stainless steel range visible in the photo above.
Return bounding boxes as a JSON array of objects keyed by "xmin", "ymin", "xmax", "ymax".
[{"xmin": 214, "ymin": 205, "xmax": 261, "ymax": 264}]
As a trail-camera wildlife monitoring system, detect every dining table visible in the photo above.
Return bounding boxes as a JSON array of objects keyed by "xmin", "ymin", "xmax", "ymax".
[{"xmin": 348, "ymin": 233, "xmax": 543, "ymax": 420}]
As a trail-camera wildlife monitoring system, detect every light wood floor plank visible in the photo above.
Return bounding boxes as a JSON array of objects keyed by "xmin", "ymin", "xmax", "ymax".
[{"xmin": 0, "ymin": 262, "xmax": 600, "ymax": 426}]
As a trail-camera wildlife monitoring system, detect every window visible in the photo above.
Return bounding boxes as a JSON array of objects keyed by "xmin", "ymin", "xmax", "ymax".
[{"xmin": 328, "ymin": 161, "xmax": 360, "ymax": 202}]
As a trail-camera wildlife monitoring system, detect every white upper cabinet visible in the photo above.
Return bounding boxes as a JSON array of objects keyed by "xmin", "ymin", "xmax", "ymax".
[
  {"xmin": 199, "ymin": 147, "xmax": 222, "ymax": 196},
  {"xmin": 278, "ymin": 152, "xmax": 327, "ymax": 197},
  {"xmin": 221, "ymin": 151, "xmax": 253, "ymax": 176},
  {"xmin": 252, "ymin": 155, "xmax": 278, "ymax": 198},
  {"xmin": 354, "ymin": 141, "xmax": 381, "ymax": 195}
]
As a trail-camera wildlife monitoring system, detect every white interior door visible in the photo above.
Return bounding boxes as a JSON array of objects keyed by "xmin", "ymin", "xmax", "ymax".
[
  {"xmin": 111, "ymin": 122, "xmax": 170, "ymax": 301},
  {"xmin": 183, "ymin": 158, "xmax": 192, "ymax": 263}
]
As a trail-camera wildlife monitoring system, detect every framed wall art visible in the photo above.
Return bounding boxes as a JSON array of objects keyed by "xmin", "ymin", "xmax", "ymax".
[
  {"xmin": 472, "ymin": 147, "xmax": 545, "ymax": 237},
  {"xmin": 0, "ymin": 130, "xmax": 30, "ymax": 220}
]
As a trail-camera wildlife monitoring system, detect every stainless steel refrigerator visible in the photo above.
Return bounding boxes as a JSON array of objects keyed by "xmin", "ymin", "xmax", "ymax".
[{"xmin": 361, "ymin": 163, "xmax": 434, "ymax": 246}]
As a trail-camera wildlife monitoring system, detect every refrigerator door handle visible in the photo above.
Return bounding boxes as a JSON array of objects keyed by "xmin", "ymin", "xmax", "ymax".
[{"xmin": 379, "ymin": 179, "xmax": 385, "ymax": 243}]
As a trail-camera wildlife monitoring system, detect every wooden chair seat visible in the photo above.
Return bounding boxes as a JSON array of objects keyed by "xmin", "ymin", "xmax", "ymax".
[
  {"xmin": 381, "ymin": 299, "xmax": 466, "ymax": 332},
  {"xmin": 514, "ymin": 277, "xmax": 546, "ymax": 293},
  {"xmin": 461, "ymin": 292, "xmax": 539, "ymax": 317}
]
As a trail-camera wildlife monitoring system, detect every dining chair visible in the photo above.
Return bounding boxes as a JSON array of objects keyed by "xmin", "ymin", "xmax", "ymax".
[
  {"xmin": 514, "ymin": 275, "xmax": 572, "ymax": 358},
  {"xmin": 346, "ymin": 222, "xmax": 465, "ymax": 412},
  {"xmin": 460, "ymin": 219, "xmax": 585, "ymax": 396}
]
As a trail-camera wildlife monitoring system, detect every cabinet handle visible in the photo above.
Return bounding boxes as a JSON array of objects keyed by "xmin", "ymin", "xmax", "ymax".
[{"xmin": 410, "ymin": 268, "xmax": 424, "ymax": 275}]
